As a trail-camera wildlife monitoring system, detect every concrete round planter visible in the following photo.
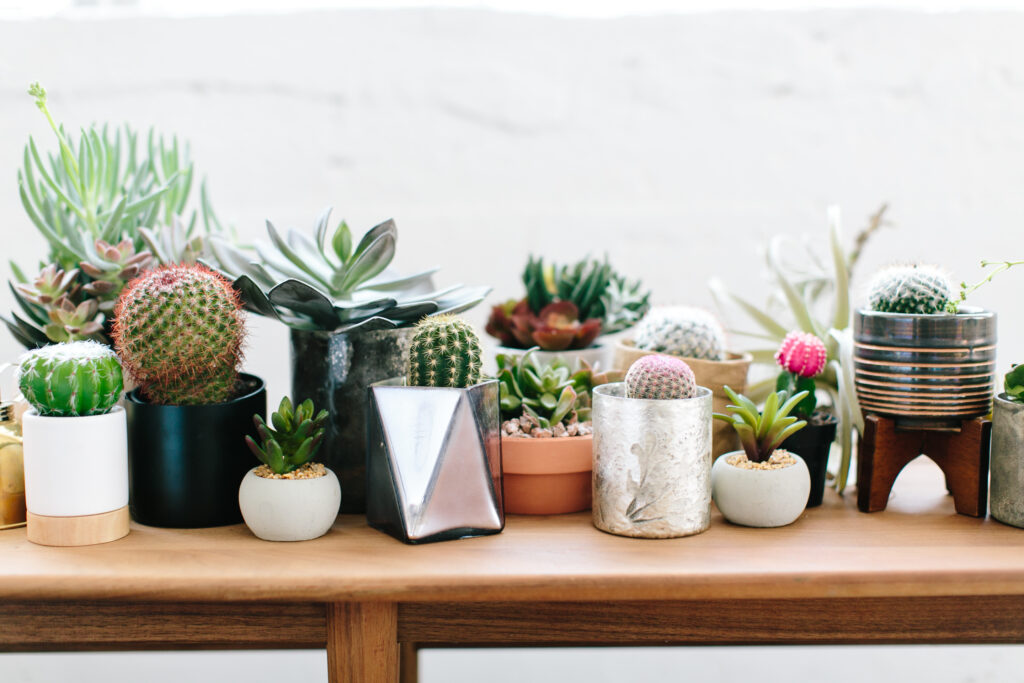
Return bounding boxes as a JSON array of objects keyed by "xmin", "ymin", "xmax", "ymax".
[
  {"xmin": 502, "ymin": 435, "xmax": 592, "ymax": 515},
  {"xmin": 711, "ymin": 451, "xmax": 810, "ymax": 528},
  {"xmin": 991, "ymin": 393, "xmax": 1024, "ymax": 528},
  {"xmin": 592, "ymin": 383, "xmax": 712, "ymax": 538},
  {"xmin": 239, "ymin": 467, "xmax": 341, "ymax": 541}
]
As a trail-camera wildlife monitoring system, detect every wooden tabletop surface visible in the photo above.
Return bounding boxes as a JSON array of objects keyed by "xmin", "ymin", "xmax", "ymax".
[{"xmin": 2, "ymin": 459, "xmax": 1023, "ymax": 604}]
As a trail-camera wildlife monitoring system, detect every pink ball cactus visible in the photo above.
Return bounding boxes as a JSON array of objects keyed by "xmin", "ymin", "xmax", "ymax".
[
  {"xmin": 625, "ymin": 354, "xmax": 697, "ymax": 400},
  {"xmin": 775, "ymin": 331, "xmax": 827, "ymax": 379}
]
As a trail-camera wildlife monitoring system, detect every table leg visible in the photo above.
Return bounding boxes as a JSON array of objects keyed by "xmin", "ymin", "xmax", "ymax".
[
  {"xmin": 327, "ymin": 602, "xmax": 399, "ymax": 683},
  {"xmin": 400, "ymin": 642, "xmax": 419, "ymax": 683}
]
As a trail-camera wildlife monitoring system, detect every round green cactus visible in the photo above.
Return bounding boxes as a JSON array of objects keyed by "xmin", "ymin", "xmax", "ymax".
[
  {"xmin": 17, "ymin": 341, "xmax": 123, "ymax": 416},
  {"xmin": 113, "ymin": 264, "xmax": 246, "ymax": 405},
  {"xmin": 406, "ymin": 315, "xmax": 483, "ymax": 388},
  {"xmin": 633, "ymin": 307, "xmax": 726, "ymax": 361},
  {"xmin": 625, "ymin": 354, "xmax": 697, "ymax": 400},
  {"xmin": 867, "ymin": 264, "xmax": 953, "ymax": 315}
]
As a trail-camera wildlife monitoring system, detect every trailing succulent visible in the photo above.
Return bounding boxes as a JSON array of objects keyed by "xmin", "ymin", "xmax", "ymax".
[
  {"xmin": 17, "ymin": 340, "xmax": 123, "ymax": 417},
  {"xmin": 209, "ymin": 210, "xmax": 489, "ymax": 334},
  {"xmin": 774, "ymin": 330, "xmax": 827, "ymax": 418},
  {"xmin": 866, "ymin": 264, "xmax": 953, "ymax": 315},
  {"xmin": 406, "ymin": 315, "xmax": 483, "ymax": 389},
  {"xmin": 486, "ymin": 255, "xmax": 650, "ymax": 351},
  {"xmin": 113, "ymin": 263, "xmax": 246, "ymax": 405},
  {"xmin": 246, "ymin": 396, "xmax": 329, "ymax": 476},
  {"xmin": 713, "ymin": 387, "xmax": 808, "ymax": 464},
  {"xmin": 632, "ymin": 307, "xmax": 726, "ymax": 361},
  {"xmin": 625, "ymin": 354, "xmax": 697, "ymax": 400}
]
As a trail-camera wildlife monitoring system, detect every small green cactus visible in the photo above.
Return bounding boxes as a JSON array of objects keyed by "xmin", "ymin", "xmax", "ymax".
[
  {"xmin": 867, "ymin": 264, "xmax": 953, "ymax": 315},
  {"xmin": 625, "ymin": 354, "xmax": 697, "ymax": 400},
  {"xmin": 633, "ymin": 307, "xmax": 726, "ymax": 361},
  {"xmin": 246, "ymin": 396, "xmax": 329, "ymax": 475},
  {"xmin": 17, "ymin": 341, "xmax": 123, "ymax": 417},
  {"xmin": 406, "ymin": 315, "xmax": 483, "ymax": 388}
]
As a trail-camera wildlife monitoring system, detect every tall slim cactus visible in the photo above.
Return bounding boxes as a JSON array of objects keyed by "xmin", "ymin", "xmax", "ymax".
[
  {"xmin": 406, "ymin": 315, "xmax": 483, "ymax": 389},
  {"xmin": 17, "ymin": 341, "xmax": 123, "ymax": 416}
]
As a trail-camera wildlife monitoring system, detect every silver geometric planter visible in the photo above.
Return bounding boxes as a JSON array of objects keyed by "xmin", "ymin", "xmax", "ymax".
[
  {"xmin": 592, "ymin": 383, "xmax": 713, "ymax": 539},
  {"xmin": 991, "ymin": 393, "xmax": 1024, "ymax": 528},
  {"xmin": 366, "ymin": 378, "xmax": 504, "ymax": 544}
]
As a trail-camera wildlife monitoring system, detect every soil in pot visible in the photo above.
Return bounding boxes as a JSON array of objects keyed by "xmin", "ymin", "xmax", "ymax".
[
  {"xmin": 502, "ymin": 434, "xmax": 593, "ymax": 515},
  {"xmin": 780, "ymin": 411, "xmax": 838, "ymax": 508}
]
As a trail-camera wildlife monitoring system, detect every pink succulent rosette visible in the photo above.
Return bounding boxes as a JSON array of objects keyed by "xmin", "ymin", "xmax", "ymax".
[{"xmin": 775, "ymin": 331, "xmax": 826, "ymax": 379}]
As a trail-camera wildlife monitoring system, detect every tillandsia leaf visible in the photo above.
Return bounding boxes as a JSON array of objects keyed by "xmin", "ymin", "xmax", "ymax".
[
  {"xmin": 768, "ymin": 237, "xmax": 820, "ymax": 338},
  {"xmin": 708, "ymin": 278, "xmax": 788, "ymax": 339},
  {"xmin": 828, "ymin": 206, "xmax": 851, "ymax": 331}
]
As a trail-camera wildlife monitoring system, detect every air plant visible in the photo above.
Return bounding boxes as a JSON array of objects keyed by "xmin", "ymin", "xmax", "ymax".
[{"xmin": 713, "ymin": 386, "xmax": 809, "ymax": 464}]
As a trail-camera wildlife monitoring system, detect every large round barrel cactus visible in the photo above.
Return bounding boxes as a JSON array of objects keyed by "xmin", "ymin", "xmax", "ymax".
[
  {"xmin": 113, "ymin": 264, "xmax": 246, "ymax": 405},
  {"xmin": 406, "ymin": 315, "xmax": 483, "ymax": 388},
  {"xmin": 18, "ymin": 340, "xmax": 123, "ymax": 416},
  {"xmin": 867, "ymin": 264, "xmax": 953, "ymax": 315},
  {"xmin": 633, "ymin": 307, "xmax": 726, "ymax": 361}
]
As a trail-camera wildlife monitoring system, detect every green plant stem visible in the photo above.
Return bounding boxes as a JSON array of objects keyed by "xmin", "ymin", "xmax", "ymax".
[{"xmin": 949, "ymin": 260, "xmax": 1024, "ymax": 313}]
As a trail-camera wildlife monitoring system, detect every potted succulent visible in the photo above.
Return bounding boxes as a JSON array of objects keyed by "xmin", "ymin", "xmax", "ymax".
[
  {"xmin": 210, "ymin": 213, "xmax": 488, "ymax": 513},
  {"xmin": 712, "ymin": 387, "xmax": 810, "ymax": 527},
  {"xmin": 113, "ymin": 263, "xmax": 266, "ymax": 528},
  {"xmin": 17, "ymin": 341, "xmax": 129, "ymax": 545},
  {"xmin": 486, "ymin": 255, "xmax": 650, "ymax": 370},
  {"xmin": 774, "ymin": 331, "xmax": 838, "ymax": 507},
  {"xmin": 497, "ymin": 350, "xmax": 620, "ymax": 515},
  {"xmin": 239, "ymin": 396, "xmax": 341, "ymax": 541},
  {"xmin": 990, "ymin": 364, "xmax": 1024, "ymax": 528},
  {"xmin": 613, "ymin": 306, "xmax": 752, "ymax": 458},
  {"xmin": 367, "ymin": 315, "xmax": 503, "ymax": 544},
  {"xmin": 592, "ymin": 354, "xmax": 713, "ymax": 539},
  {"xmin": 854, "ymin": 264, "xmax": 996, "ymax": 428}
]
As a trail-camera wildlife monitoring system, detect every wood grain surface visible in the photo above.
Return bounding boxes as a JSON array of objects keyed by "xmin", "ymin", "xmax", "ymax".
[
  {"xmin": 328, "ymin": 602, "xmax": 398, "ymax": 683},
  {"xmin": 1, "ymin": 460, "xmax": 1023, "ymax": 603}
]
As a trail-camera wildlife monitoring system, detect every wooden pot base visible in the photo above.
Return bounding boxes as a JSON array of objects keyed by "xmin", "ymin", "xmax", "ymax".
[
  {"xmin": 857, "ymin": 414, "xmax": 990, "ymax": 517},
  {"xmin": 27, "ymin": 506, "xmax": 130, "ymax": 546}
]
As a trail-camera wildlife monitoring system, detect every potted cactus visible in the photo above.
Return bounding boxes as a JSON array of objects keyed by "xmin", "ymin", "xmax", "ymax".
[
  {"xmin": 239, "ymin": 396, "xmax": 341, "ymax": 541},
  {"xmin": 712, "ymin": 387, "xmax": 810, "ymax": 528},
  {"xmin": 592, "ymin": 354, "xmax": 713, "ymax": 539},
  {"xmin": 990, "ymin": 365, "xmax": 1024, "ymax": 528},
  {"xmin": 613, "ymin": 306, "xmax": 752, "ymax": 458},
  {"xmin": 366, "ymin": 315, "xmax": 503, "ymax": 544},
  {"xmin": 497, "ymin": 350, "xmax": 620, "ymax": 515},
  {"xmin": 773, "ymin": 331, "xmax": 838, "ymax": 507},
  {"xmin": 486, "ymin": 255, "xmax": 651, "ymax": 370},
  {"xmin": 210, "ymin": 213, "xmax": 488, "ymax": 513},
  {"xmin": 854, "ymin": 264, "xmax": 996, "ymax": 428},
  {"xmin": 113, "ymin": 263, "xmax": 266, "ymax": 528},
  {"xmin": 16, "ymin": 341, "xmax": 129, "ymax": 545}
]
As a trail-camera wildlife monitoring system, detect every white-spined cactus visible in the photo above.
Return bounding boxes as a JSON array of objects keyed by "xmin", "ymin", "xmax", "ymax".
[
  {"xmin": 867, "ymin": 264, "xmax": 953, "ymax": 315},
  {"xmin": 632, "ymin": 307, "xmax": 726, "ymax": 361},
  {"xmin": 17, "ymin": 341, "xmax": 123, "ymax": 416}
]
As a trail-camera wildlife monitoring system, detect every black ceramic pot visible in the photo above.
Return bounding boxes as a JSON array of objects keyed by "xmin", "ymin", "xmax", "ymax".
[
  {"xmin": 125, "ymin": 373, "xmax": 266, "ymax": 528},
  {"xmin": 781, "ymin": 411, "xmax": 838, "ymax": 508}
]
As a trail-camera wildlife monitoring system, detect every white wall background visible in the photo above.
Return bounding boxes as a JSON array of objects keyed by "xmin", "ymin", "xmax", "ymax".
[{"xmin": 1, "ymin": 4, "xmax": 1023, "ymax": 681}]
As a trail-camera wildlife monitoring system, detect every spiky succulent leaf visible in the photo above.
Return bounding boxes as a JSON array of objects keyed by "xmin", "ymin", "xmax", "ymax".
[{"xmin": 713, "ymin": 387, "xmax": 809, "ymax": 463}]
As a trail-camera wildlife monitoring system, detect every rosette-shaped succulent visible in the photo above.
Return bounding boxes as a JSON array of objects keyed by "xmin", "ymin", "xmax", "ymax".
[
  {"xmin": 625, "ymin": 354, "xmax": 697, "ymax": 400},
  {"xmin": 17, "ymin": 340, "xmax": 123, "ymax": 417},
  {"xmin": 79, "ymin": 239, "xmax": 153, "ymax": 312},
  {"xmin": 246, "ymin": 396, "xmax": 329, "ymax": 475},
  {"xmin": 486, "ymin": 299, "xmax": 601, "ymax": 351},
  {"xmin": 713, "ymin": 387, "xmax": 809, "ymax": 463}
]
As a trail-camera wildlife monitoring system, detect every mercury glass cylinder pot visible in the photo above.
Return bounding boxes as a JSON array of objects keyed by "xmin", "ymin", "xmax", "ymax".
[
  {"xmin": 592, "ymin": 383, "xmax": 712, "ymax": 539},
  {"xmin": 291, "ymin": 327, "xmax": 414, "ymax": 513},
  {"xmin": 991, "ymin": 394, "xmax": 1024, "ymax": 528},
  {"xmin": 853, "ymin": 307, "xmax": 996, "ymax": 429},
  {"xmin": 366, "ymin": 378, "xmax": 504, "ymax": 544}
]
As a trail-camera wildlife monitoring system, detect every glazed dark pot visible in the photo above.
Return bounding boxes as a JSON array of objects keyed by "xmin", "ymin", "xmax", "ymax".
[
  {"xmin": 125, "ymin": 373, "xmax": 266, "ymax": 528},
  {"xmin": 781, "ymin": 411, "xmax": 838, "ymax": 508},
  {"xmin": 291, "ymin": 327, "xmax": 413, "ymax": 513}
]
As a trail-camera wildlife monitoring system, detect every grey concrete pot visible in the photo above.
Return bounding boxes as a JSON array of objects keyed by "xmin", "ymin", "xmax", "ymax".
[{"xmin": 991, "ymin": 393, "xmax": 1024, "ymax": 528}]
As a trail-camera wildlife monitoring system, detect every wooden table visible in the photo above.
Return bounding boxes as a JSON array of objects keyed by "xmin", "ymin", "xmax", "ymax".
[{"xmin": 2, "ymin": 459, "xmax": 1024, "ymax": 682}]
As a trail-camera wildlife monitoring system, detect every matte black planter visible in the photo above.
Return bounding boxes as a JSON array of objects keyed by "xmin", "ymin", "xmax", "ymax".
[
  {"xmin": 781, "ymin": 412, "xmax": 838, "ymax": 508},
  {"xmin": 125, "ymin": 373, "xmax": 266, "ymax": 528},
  {"xmin": 291, "ymin": 327, "xmax": 413, "ymax": 513}
]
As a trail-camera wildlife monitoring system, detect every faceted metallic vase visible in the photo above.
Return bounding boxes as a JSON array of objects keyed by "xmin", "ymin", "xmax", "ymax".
[
  {"xmin": 854, "ymin": 308, "xmax": 997, "ymax": 429},
  {"xmin": 291, "ymin": 327, "xmax": 413, "ymax": 513},
  {"xmin": 592, "ymin": 383, "xmax": 712, "ymax": 539},
  {"xmin": 991, "ymin": 394, "xmax": 1024, "ymax": 528},
  {"xmin": 366, "ymin": 378, "xmax": 504, "ymax": 544}
]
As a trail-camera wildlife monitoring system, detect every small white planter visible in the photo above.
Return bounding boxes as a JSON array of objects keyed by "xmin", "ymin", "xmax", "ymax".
[
  {"xmin": 21, "ymin": 406, "xmax": 129, "ymax": 546},
  {"xmin": 711, "ymin": 451, "xmax": 810, "ymax": 528},
  {"xmin": 492, "ymin": 344, "xmax": 609, "ymax": 372},
  {"xmin": 239, "ymin": 467, "xmax": 341, "ymax": 541}
]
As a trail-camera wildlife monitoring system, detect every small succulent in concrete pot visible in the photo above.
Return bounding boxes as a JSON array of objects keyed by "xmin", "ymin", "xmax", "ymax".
[
  {"xmin": 367, "ymin": 315, "xmax": 503, "ymax": 544},
  {"xmin": 592, "ymin": 354, "xmax": 713, "ymax": 539},
  {"xmin": 990, "ymin": 365, "xmax": 1024, "ymax": 529},
  {"xmin": 239, "ymin": 396, "xmax": 340, "ymax": 541},
  {"xmin": 712, "ymin": 387, "xmax": 810, "ymax": 528},
  {"xmin": 17, "ymin": 341, "xmax": 129, "ymax": 546}
]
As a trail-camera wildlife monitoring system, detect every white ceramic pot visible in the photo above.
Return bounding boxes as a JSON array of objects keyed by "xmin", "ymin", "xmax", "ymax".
[
  {"xmin": 22, "ymin": 406, "xmax": 129, "ymax": 517},
  {"xmin": 711, "ymin": 451, "xmax": 810, "ymax": 528},
  {"xmin": 238, "ymin": 467, "xmax": 341, "ymax": 541},
  {"xmin": 492, "ymin": 343, "xmax": 609, "ymax": 372}
]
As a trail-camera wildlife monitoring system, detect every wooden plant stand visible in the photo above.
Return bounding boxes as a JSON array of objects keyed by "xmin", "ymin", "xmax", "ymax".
[{"xmin": 857, "ymin": 414, "xmax": 991, "ymax": 517}]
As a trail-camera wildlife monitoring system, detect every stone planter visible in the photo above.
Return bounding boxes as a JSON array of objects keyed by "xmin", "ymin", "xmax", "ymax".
[
  {"xmin": 367, "ymin": 378, "xmax": 504, "ymax": 544},
  {"xmin": 779, "ymin": 412, "xmax": 838, "ymax": 508},
  {"xmin": 291, "ymin": 327, "xmax": 414, "ymax": 513},
  {"xmin": 239, "ymin": 467, "xmax": 342, "ymax": 541},
  {"xmin": 592, "ymin": 383, "xmax": 712, "ymax": 538},
  {"xmin": 853, "ymin": 308, "xmax": 997, "ymax": 429},
  {"xmin": 991, "ymin": 393, "xmax": 1024, "ymax": 528},
  {"xmin": 711, "ymin": 452, "xmax": 810, "ymax": 528},
  {"xmin": 502, "ymin": 435, "xmax": 592, "ymax": 515}
]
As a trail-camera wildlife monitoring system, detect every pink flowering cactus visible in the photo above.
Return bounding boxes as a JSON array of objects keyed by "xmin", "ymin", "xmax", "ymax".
[{"xmin": 775, "ymin": 331, "xmax": 827, "ymax": 379}]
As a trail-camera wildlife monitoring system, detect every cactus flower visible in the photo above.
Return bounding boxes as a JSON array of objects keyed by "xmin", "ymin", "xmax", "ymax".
[{"xmin": 775, "ymin": 331, "xmax": 827, "ymax": 379}]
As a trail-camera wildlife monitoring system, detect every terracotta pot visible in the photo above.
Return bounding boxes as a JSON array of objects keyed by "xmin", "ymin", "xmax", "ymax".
[
  {"xmin": 613, "ymin": 340, "xmax": 752, "ymax": 458},
  {"xmin": 502, "ymin": 435, "xmax": 592, "ymax": 515}
]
